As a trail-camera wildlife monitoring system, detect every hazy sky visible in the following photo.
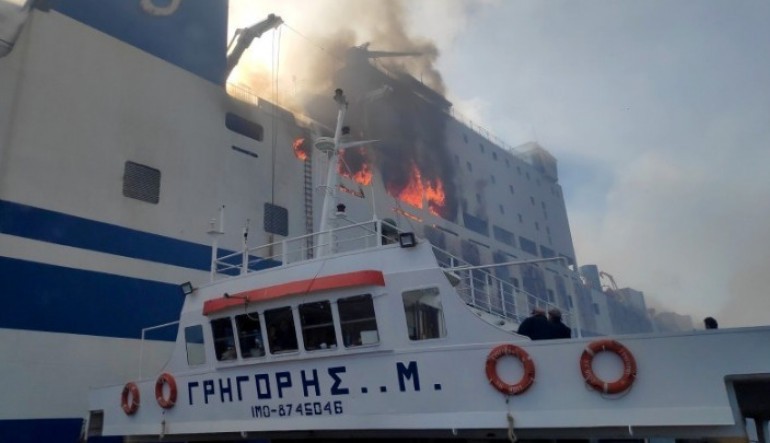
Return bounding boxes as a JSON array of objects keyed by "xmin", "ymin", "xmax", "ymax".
[{"xmin": 230, "ymin": 0, "xmax": 770, "ymax": 327}]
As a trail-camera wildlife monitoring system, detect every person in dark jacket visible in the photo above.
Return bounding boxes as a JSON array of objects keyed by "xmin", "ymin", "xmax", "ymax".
[
  {"xmin": 517, "ymin": 307, "xmax": 550, "ymax": 340},
  {"xmin": 547, "ymin": 308, "xmax": 571, "ymax": 339}
]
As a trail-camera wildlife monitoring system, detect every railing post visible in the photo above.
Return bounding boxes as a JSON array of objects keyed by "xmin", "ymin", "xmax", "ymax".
[
  {"xmin": 485, "ymin": 273, "xmax": 493, "ymax": 312},
  {"xmin": 500, "ymin": 280, "xmax": 507, "ymax": 318},
  {"xmin": 469, "ymin": 270, "xmax": 476, "ymax": 308},
  {"xmin": 241, "ymin": 226, "xmax": 248, "ymax": 275}
]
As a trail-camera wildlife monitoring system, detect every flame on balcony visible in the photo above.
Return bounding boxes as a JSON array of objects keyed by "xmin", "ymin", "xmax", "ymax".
[
  {"xmin": 339, "ymin": 148, "xmax": 373, "ymax": 186},
  {"xmin": 292, "ymin": 137, "xmax": 309, "ymax": 161},
  {"xmin": 387, "ymin": 162, "xmax": 446, "ymax": 216}
]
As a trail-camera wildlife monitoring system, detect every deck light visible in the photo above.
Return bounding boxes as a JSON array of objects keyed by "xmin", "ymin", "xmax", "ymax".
[
  {"xmin": 180, "ymin": 281, "xmax": 194, "ymax": 296},
  {"xmin": 399, "ymin": 232, "xmax": 417, "ymax": 248}
]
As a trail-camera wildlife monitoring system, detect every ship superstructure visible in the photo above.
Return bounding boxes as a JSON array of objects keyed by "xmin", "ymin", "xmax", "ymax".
[{"xmin": 84, "ymin": 87, "xmax": 770, "ymax": 443}]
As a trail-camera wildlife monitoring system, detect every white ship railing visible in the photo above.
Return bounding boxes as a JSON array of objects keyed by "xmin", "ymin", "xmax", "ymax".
[{"xmin": 211, "ymin": 219, "xmax": 573, "ymax": 327}]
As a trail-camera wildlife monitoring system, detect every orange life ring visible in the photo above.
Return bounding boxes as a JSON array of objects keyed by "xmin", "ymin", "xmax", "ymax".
[
  {"xmin": 580, "ymin": 339, "xmax": 637, "ymax": 394},
  {"xmin": 155, "ymin": 373, "xmax": 177, "ymax": 409},
  {"xmin": 485, "ymin": 344, "xmax": 536, "ymax": 395},
  {"xmin": 121, "ymin": 382, "xmax": 140, "ymax": 415}
]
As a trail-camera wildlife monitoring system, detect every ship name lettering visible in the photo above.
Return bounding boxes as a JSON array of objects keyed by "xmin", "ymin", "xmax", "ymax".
[
  {"xmin": 187, "ymin": 366, "xmax": 351, "ymax": 406},
  {"xmin": 397, "ymin": 361, "xmax": 420, "ymax": 392}
]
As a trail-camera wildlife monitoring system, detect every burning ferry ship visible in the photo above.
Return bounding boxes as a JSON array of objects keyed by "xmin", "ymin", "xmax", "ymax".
[{"xmin": 6, "ymin": 1, "xmax": 763, "ymax": 442}]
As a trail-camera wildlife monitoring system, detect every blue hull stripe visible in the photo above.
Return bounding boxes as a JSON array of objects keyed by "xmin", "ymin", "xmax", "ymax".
[
  {"xmin": 0, "ymin": 199, "xmax": 213, "ymax": 271},
  {"xmin": 0, "ymin": 256, "xmax": 183, "ymax": 340},
  {"xmin": 0, "ymin": 199, "xmax": 281, "ymax": 273}
]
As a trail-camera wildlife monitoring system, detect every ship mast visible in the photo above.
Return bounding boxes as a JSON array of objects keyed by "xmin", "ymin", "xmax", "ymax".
[{"xmin": 314, "ymin": 89, "xmax": 377, "ymax": 256}]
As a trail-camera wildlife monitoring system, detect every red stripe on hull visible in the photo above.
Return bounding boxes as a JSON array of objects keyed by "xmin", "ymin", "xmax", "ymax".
[{"xmin": 203, "ymin": 270, "xmax": 385, "ymax": 315}]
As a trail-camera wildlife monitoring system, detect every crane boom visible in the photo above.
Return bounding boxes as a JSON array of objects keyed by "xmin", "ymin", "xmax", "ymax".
[
  {"xmin": 599, "ymin": 271, "xmax": 619, "ymax": 291},
  {"xmin": 224, "ymin": 13, "xmax": 283, "ymax": 81}
]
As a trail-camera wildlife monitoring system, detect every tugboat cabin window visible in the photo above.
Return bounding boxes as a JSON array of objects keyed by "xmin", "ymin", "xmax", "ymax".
[
  {"xmin": 235, "ymin": 312, "xmax": 265, "ymax": 358},
  {"xmin": 211, "ymin": 318, "xmax": 237, "ymax": 361},
  {"xmin": 299, "ymin": 301, "xmax": 337, "ymax": 351},
  {"xmin": 265, "ymin": 307, "xmax": 298, "ymax": 353},
  {"xmin": 403, "ymin": 287, "xmax": 446, "ymax": 340},
  {"xmin": 338, "ymin": 294, "xmax": 379, "ymax": 347},
  {"xmin": 184, "ymin": 325, "xmax": 206, "ymax": 366}
]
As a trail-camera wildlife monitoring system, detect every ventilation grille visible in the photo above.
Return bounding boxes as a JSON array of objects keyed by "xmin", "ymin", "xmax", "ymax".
[
  {"xmin": 264, "ymin": 203, "xmax": 288, "ymax": 236},
  {"xmin": 123, "ymin": 161, "xmax": 160, "ymax": 204}
]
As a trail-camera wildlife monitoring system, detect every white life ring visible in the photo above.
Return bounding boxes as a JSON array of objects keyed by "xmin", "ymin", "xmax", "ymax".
[{"xmin": 140, "ymin": 0, "xmax": 182, "ymax": 16}]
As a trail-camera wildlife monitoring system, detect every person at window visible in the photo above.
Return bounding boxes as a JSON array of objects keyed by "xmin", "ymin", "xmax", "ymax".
[
  {"xmin": 272, "ymin": 320, "xmax": 297, "ymax": 352},
  {"xmin": 250, "ymin": 334, "xmax": 264, "ymax": 357},
  {"xmin": 517, "ymin": 307, "xmax": 550, "ymax": 340},
  {"xmin": 704, "ymin": 317, "xmax": 718, "ymax": 330},
  {"xmin": 221, "ymin": 343, "xmax": 237, "ymax": 360},
  {"xmin": 547, "ymin": 308, "xmax": 571, "ymax": 339}
]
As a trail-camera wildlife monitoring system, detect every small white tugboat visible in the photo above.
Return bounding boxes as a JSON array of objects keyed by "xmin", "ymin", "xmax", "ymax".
[{"xmin": 87, "ymin": 90, "xmax": 770, "ymax": 443}]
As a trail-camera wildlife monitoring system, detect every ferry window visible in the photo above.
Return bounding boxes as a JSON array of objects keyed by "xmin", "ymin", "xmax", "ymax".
[
  {"xmin": 235, "ymin": 313, "xmax": 265, "ymax": 358},
  {"xmin": 299, "ymin": 301, "xmax": 337, "ymax": 351},
  {"xmin": 490, "ymin": 175, "xmax": 496, "ymax": 184},
  {"xmin": 211, "ymin": 318, "xmax": 237, "ymax": 361},
  {"xmin": 506, "ymin": 158, "xmax": 510, "ymax": 168},
  {"xmin": 509, "ymin": 184, "xmax": 514, "ymax": 194},
  {"xmin": 184, "ymin": 325, "xmax": 205, "ymax": 366},
  {"xmin": 492, "ymin": 152, "xmax": 498, "ymax": 161},
  {"xmin": 403, "ymin": 287, "xmax": 446, "ymax": 341},
  {"xmin": 265, "ymin": 307, "xmax": 298, "ymax": 353},
  {"xmin": 479, "ymin": 143, "xmax": 485, "ymax": 153},
  {"xmin": 225, "ymin": 112, "xmax": 264, "ymax": 141},
  {"xmin": 499, "ymin": 205, "xmax": 504, "ymax": 215},
  {"xmin": 466, "ymin": 161, "xmax": 472, "ymax": 172},
  {"xmin": 338, "ymin": 294, "xmax": 379, "ymax": 347}
]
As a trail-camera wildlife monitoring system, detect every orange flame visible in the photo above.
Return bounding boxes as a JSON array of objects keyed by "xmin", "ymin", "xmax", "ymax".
[
  {"xmin": 423, "ymin": 178, "xmax": 446, "ymax": 216},
  {"xmin": 344, "ymin": 162, "xmax": 373, "ymax": 186},
  {"xmin": 292, "ymin": 137, "xmax": 309, "ymax": 161},
  {"xmin": 397, "ymin": 164, "xmax": 425, "ymax": 209},
  {"xmin": 388, "ymin": 162, "xmax": 447, "ymax": 216},
  {"xmin": 338, "ymin": 148, "xmax": 373, "ymax": 185},
  {"xmin": 393, "ymin": 207, "xmax": 423, "ymax": 222}
]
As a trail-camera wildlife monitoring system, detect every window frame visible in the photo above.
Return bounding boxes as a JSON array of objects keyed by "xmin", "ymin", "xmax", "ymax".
[
  {"xmin": 402, "ymin": 287, "xmax": 447, "ymax": 341},
  {"xmin": 337, "ymin": 294, "xmax": 379, "ymax": 348}
]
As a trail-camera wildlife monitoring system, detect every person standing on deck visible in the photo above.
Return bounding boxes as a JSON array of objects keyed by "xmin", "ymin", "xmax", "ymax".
[
  {"xmin": 517, "ymin": 307, "xmax": 550, "ymax": 340},
  {"xmin": 548, "ymin": 308, "xmax": 571, "ymax": 339}
]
